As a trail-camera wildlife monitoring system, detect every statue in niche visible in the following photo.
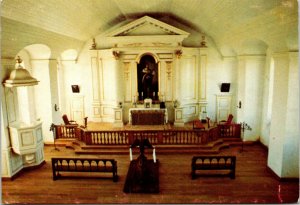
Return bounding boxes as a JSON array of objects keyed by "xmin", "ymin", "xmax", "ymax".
[
  {"xmin": 138, "ymin": 55, "xmax": 158, "ymax": 100},
  {"xmin": 142, "ymin": 64, "xmax": 155, "ymax": 99}
]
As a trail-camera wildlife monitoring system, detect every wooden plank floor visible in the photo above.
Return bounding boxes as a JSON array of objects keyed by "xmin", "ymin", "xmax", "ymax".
[{"xmin": 2, "ymin": 144, "xmax": 299, "ymax": 204}]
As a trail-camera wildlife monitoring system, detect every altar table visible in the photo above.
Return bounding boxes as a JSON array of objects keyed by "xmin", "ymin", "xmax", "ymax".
[{"xmin": 129, "ymin": 108, "xmax": 168, "ymax": 125}]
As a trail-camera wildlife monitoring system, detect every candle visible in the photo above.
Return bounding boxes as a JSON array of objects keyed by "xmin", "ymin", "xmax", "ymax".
[
  {"xmin": 153, "ymin": 147, "xmax": 156, "ymax": 163},
  {"xmin": 153, "ymin": 92, "xmax": 155, "ymax": 97},
  {"xmin": 129, "ymin": 148, "xmax": 132, "ymax": 161}
]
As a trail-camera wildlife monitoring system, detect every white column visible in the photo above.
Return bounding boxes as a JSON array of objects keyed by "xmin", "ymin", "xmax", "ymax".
[
  {"xmin": 268, "ymin": 52, "xmax": 299, "ymax": 178},
  {"xmin": 31, "ymin": 59, "xmax": 53, "ymax": 143},
  {"xmin": 48, "ymin": 59, "xmax": 61, "ymax": 124}
]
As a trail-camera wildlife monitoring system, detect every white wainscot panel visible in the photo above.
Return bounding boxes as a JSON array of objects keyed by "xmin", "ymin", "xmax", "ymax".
[
  {"xmin": 11, "ymin": 152, "xmax": 23, "ymax": 174},
  {"xmin": 36, "ymin": 146, "xmax": 44, "ymax": 163},
  {"xmin": 180, "ymin": 56, "xmax": 197, "ymax": 100},
  {"xmin": 183, "ymin": 105, "xmax": 197, "ymax": 120},
  {"xmin": 36, "ymin": 128, "xmax": 43, "ymax": 144},
  {"xmin": 102, "ymin": 61, "xmax": 117, "ymax": 101},
  {"xmin": 93, "ymin": 107, "xmax": 101, "ymax": 117},
  {"xmin": 115, "ymin": 110, "xmax": 122, "ymax": 120},
  {"xmin": 102, "ymin": 106, "xmax": 114, "ymax": 116},
  {"xmin": 21, "ymin": 131, "xmax": 35, "ymax": 147}
]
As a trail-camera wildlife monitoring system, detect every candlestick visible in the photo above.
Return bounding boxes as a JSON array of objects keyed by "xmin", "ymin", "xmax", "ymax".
[
  {"xmin": 129, "ymin": 148, "xmax": 132, "ymax": 161},
  {"xmin": 153, "ymin": 147, "xmax": 156, "ymax": 163}
]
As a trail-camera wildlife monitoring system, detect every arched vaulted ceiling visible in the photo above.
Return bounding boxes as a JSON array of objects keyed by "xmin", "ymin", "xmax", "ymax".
[{"xmin": 1, "ymin": 0, "xmax": 298, "ymax": 58}]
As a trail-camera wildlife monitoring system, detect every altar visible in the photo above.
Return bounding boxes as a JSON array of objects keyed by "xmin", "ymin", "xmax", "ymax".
[{"xmin": 129, "ymin": 108, "xmax": 168, "ymax": 125}]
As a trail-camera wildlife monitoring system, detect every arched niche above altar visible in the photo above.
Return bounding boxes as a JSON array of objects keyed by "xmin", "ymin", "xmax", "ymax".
[
  {"xmin": 104, "ymin": 15, "xmax": 190, "ymax": 48},
  {"xmin": 137, "ymin": 54, "xmax": 158, "ymax": 101}
]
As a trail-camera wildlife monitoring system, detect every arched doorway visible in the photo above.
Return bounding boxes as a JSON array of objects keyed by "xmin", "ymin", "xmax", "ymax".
[{"xmin": 137, "ymin": 55, "xmax": 158, "ymax": 101}]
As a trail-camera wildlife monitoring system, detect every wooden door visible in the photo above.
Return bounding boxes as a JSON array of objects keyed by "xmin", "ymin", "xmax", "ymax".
[
  {"xmin": 70, "ymin": 95, "xmax": 85, "ymax": 125},
  {"xmin": 216, "ymin": 95, "xmax": 232, "ymax": 122}
]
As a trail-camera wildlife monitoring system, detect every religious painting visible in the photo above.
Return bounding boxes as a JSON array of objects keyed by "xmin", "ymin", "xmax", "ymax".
[
  {"xmin": 137, "ymin": 55, "xmax": 158, "ymax": 101},
  {"xmin": 71, "ymin": 85, "xmax": 80, "ymax": 93}
]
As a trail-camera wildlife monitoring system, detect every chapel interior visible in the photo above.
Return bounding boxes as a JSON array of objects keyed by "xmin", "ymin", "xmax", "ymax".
[{"xmin": 1, "ymin": 0, "xmax": 299, "ymax": 204}]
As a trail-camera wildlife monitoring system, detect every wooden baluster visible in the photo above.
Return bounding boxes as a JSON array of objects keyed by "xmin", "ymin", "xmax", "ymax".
[
  {"xmin": 113, "ymin": 132, "xmax": 116, "ymax": 144},
  {"xmin": 86, "ymin": 132, "xmax": 92, "ymax": 145}
]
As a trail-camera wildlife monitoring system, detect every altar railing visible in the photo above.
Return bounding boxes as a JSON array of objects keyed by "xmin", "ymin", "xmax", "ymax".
[
  {"xmin": 54, "ymin": 124, "xmax": 240, "ymax": 146},
  {"xmin": 77, "ymin": 128, "xmax": 220, "ymax": 146},
  {"xmin": 54, "ymin": 125, "xmax": 77, "ymax": 139}
]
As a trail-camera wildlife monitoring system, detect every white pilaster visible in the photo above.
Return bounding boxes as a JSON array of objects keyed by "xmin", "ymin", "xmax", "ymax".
[{"xmin": 199, "ymin": 48, "xmax": 208, "ymax": 118}]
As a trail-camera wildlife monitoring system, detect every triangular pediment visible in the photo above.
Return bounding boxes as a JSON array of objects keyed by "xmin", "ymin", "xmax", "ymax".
[{"xmin": 106, "ymin": 16, "xmax": 189, "ymax": 37}]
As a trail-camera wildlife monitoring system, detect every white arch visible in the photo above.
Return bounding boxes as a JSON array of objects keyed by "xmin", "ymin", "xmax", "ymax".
[
  {"xmin": 136, "ymin": 52, "xmax": 159, "ymax": 64},
  {"xmin": 23, "ymin": 44, "xmax": 51, "ymax": 59}
]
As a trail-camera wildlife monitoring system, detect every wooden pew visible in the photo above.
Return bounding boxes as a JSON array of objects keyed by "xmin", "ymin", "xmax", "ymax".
[
  {"xmin": 191, "ymin": 156, "xmax": 236, "ymax": 179},
  {"xmin": 51, "ymin": 157, "xmax": 118, "ymax": 182}
]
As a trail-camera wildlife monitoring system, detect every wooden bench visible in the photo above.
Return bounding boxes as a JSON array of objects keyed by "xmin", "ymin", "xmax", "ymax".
[
  {"xmin": 191, "ymin": 156, "xmax": 236, "ymax": 179},
  {"xmin": 51, "ymin": 157, "xmax": 118, "ymax": 182}
]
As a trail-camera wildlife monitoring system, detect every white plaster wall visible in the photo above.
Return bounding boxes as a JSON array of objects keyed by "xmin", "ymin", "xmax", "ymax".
[
  {"xmin": 76, "ymin": 47, "xmax": 93, "ymax": 120},
  {"xmin": 244, "ymin": 56, "xmax": 265, "ymax": 140},
  {"xmin": 206, "ymin": 49, "xmax": 238, "ymax": 122},
  {"xmin": 236, "ymin": 56, "xmax": 265, "ymax": 141},
  {"xmin": 60, "ymin": 60, "xmax": 80, "ymax": 118},
  {"xmin": 15, "ymin": 50, "xmax": 37, "ymax": 125}
]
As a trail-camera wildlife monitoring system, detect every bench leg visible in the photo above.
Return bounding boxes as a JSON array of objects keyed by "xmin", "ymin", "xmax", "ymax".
[
  {"xmin": 230, "ymin": 170, "xmax": 235, "ymax": 179},
  {"xmin": 113, "ymin": 171, "xmax": 118, "ymax": 182},
  {"xmin": 53, "ymin": 171, "xmax": 60, "ymax": 180},
  {"xmin": 191, "ymin": 170, "xmax": 196, "ymax": 179}
]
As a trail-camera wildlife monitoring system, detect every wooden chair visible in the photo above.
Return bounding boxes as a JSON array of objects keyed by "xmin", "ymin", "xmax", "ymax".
[
  {"xmin": 193, "ymin": 119, "xmax": 205, "ymax": 130},
  {"xmin": 62, "ymin": 114, "xmax": 77, "ymax": 126},
  {"xmin": 218, "ymin": 114, "xmax": 234, "ymax": 137},
  {"xmin": 219, "ymin": 114, "xmax": 233, "ymax": 125},
  {"xmin": 62, "ymin": 114, "xmax": 78, "ymax": 137}
]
